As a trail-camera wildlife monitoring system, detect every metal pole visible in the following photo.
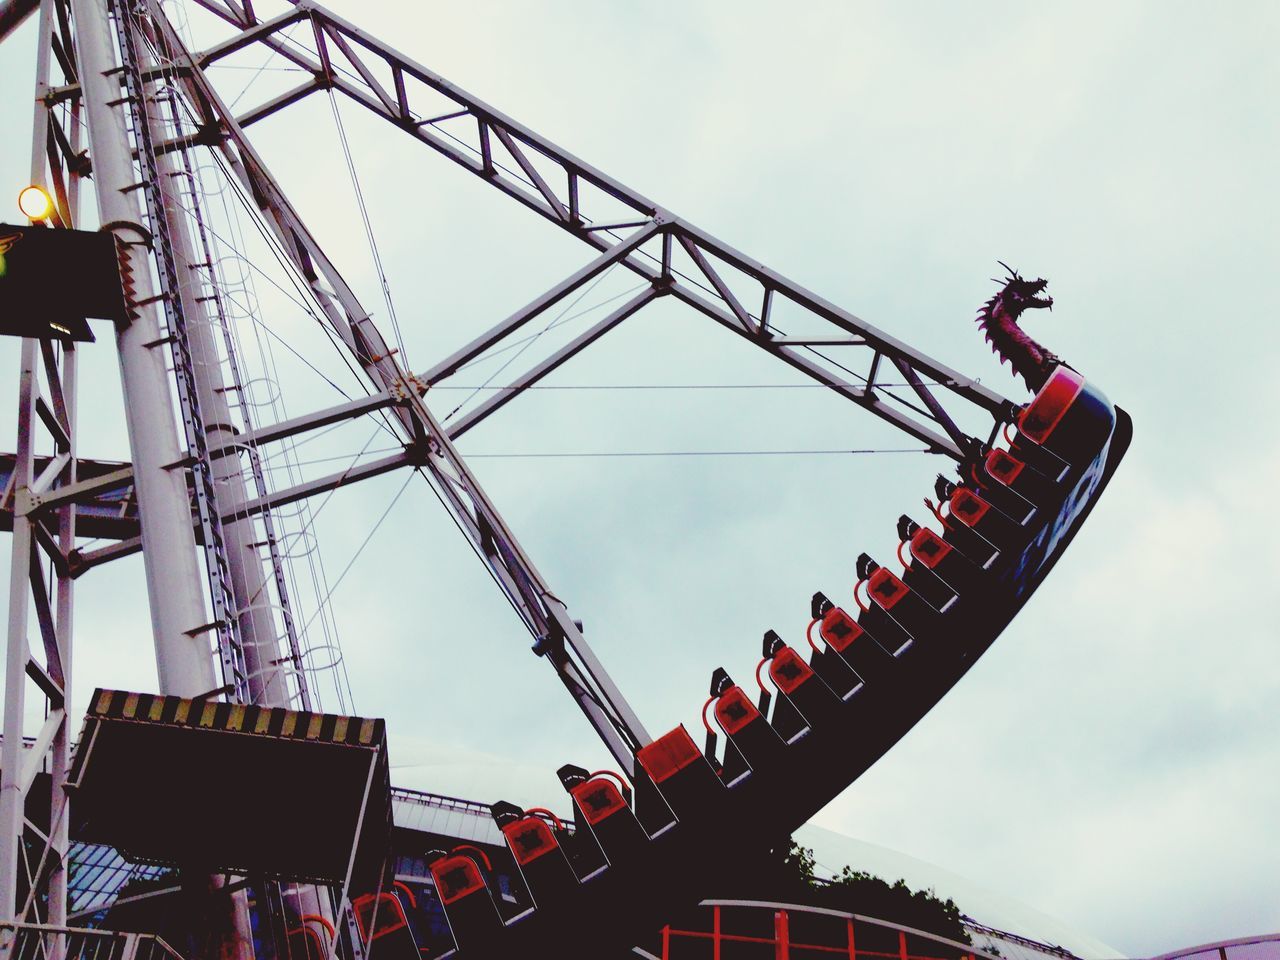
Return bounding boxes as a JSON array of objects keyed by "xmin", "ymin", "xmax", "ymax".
[
  {"xmin": 46, "ymin": 10, "xmax": 84, "ymax": 924},
  {"xmin": 143, "ymin": 2, "xmax": 654, "ymax": 760},
  {"xmin": 45, "ymin": 338, "xmax": 74, "ymax": 929},
  {"xmin": 0, "ymin": 0, "xmax": 56, "ymax": 920},
  {"xmin": 147, "ymin": 48, "xmax": 331, "ymax": 956},
  {"xmin": 151, "ymin": 124, "xmax": 287, "ymax": 707},
  {"xmin": 68, "ymin": 0, "xmax": 216, "ymax": 696},
  {"xmin": 0, "ymin": 340, "xmax": 39, "ymax": 920}
]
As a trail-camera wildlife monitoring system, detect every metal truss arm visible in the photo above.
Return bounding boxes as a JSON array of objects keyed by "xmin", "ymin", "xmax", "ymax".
[
  {"xmin": 186, "ymin": 2, "xmax": 1014, "ymax": 459},
  {"xmin": 40, "ymin": 3, "xmax": 1011, "ymax": 456},
  {"xmin": 22, "ymin": 387, "xmax": 412, "ymax": 518},
  {"xmin": 420, "ymin": 222, "xmax": 661, "ymax": 387},
  {"xmin": 445, "ymin": 287, "xmax": 659, "ymax": 440},
  {"xmin": 64, "ymin": 448, "xmax": 421, "ymax": 573},
  {"xmin": 140, "ymin": 1, "xmax": 651, "ymax": 770}
]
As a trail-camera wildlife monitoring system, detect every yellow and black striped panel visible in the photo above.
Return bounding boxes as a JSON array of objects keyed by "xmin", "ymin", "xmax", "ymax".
[{"xmin": 88, "ymin": 688, "xmax": 384, "ymax": 748}]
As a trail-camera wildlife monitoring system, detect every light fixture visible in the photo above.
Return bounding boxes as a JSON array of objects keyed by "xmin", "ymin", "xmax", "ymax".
[{"xmin": 17, "ymin": 185, "xmax": 53, "ymax": 222}]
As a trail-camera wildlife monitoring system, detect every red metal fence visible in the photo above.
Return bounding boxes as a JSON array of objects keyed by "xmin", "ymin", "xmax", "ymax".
[{"xmin": 646, "ymin": 900, "xmax": 997, "ymax": 960}]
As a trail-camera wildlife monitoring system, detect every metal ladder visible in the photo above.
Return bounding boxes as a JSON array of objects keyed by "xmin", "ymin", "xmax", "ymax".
[{"xmin": 109, "ymin": 0, "xmax": 249, "ymax": 702}]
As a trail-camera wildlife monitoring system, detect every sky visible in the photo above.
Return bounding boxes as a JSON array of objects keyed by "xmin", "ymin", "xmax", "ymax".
[{"xmin": 1, "ymin": 1, "xmax": 1278, "ymax": 955}]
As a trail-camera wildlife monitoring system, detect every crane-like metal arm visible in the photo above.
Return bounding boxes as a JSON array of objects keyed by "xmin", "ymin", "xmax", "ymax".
[
  {"xmin": 139, "ymin": 0, "xmax": 653, "ymax": 770},
  {"xmin": 29, "ymin": 0, "xmax": 1028, "ymax": 771},
  {"xmin": 45, "ymin": 1, "xmax": 1015, "ymax": 457}
]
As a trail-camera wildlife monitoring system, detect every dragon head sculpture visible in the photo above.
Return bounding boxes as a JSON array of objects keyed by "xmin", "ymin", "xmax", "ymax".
[
  {"xmin": 976, "ymin": 261, "xmax": 1063, "ymax": 394},
  {"xmin": 992, "ymin": 261, "xmax": 1053, "ymax": 318}
]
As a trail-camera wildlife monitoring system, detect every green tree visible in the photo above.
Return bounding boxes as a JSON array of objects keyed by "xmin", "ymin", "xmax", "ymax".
[{"xmin": 741, "ymin": 839, "xmax": 971, "ymax": 946}]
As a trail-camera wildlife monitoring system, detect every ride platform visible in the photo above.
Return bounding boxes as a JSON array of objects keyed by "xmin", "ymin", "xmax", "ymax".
[{"xmin": 68, "ymin": 689, "xmax": 391, "ymax": 891}]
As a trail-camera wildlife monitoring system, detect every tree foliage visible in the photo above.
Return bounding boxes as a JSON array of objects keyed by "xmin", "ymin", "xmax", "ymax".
[{"xmin": 730, "ymin": 838, "xmax": 971, "ymax": 946}]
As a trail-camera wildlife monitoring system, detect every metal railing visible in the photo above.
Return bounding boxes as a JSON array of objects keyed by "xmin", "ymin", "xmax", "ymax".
[
  {"xmin": 0, "ymin": 922, "xmax": 184, "ymax": 960},
  {"xmin": 639, "ymin": 900, "xmax": 1004, "ymax": 960}
]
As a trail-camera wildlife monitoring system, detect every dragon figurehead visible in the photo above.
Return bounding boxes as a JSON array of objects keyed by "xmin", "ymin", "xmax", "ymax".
[{"xmin": 976, "ymin": 261, "xmax": 1064, "ymax": 393}]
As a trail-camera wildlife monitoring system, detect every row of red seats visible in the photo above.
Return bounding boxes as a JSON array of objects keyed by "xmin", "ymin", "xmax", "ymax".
[
  {"xmin": 703, "ymin": 369, "xmax": 1091, "ymax": 786},
  {"xmin": 421, "ymin": 366, "xmax": 1114, "ymax": 960}
]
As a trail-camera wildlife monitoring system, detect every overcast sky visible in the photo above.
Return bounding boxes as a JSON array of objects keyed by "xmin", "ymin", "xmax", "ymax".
[{"xmin": 2, "ymin": 2, "xmax": 1278, "ymax": 956}]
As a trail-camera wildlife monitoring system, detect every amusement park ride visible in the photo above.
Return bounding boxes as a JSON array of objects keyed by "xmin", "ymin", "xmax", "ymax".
[{"xmin": 0, "ymin": 0, "xmax": 1131, "ymax": 957}]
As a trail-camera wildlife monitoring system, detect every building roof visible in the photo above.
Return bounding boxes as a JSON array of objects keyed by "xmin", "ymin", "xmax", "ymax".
[{"xmin": 392, "ymin": 787, "xmax": 509, "ymax": 846}]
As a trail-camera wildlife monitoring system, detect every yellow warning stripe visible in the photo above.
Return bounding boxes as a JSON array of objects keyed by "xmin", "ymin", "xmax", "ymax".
[{"xmin": 87, "ymin": 689, "xmax": 383, "ymax": 749}]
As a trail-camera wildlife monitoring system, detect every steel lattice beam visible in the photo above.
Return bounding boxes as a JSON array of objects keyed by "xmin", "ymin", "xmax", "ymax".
[
  {"xmin": 41, "ymin": 1, "xmax": 1015, "ymax": 457},
  {"xmin": 13, "ymin": 0, "xmax": 1031, "ymax": 781},
  {"xmin": 12, "ymin": 0, "xmax": 1031, "ymax": 776},
  {"xmin": 176, "ymin": 1, "xmax": 1013, "ymax": 455},
  {"xmin": 136, "ymin": 0, "xmax": 654, "ymax": 770},
  {"xmin": 0, "ymin": 0, "xmax": 78, "ymax": 924}
]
